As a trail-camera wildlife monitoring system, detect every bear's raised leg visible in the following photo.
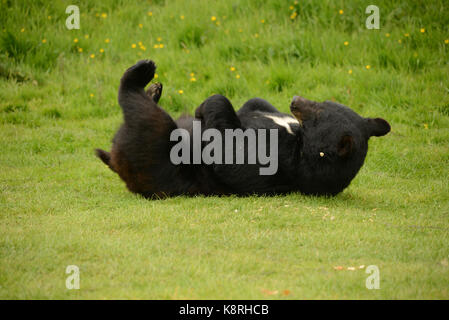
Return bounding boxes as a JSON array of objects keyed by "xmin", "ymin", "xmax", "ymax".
[
  {"xmin": 194, "ymin": 95, "xmax": 266, "ymax": 194},
  {"xmin": 118, "ymin": 60, "xmax": 161, "ymax": 123},
  {"xmin": 117, "ymin": 60, "xmax": 176, "ymax": 136},
  {"xmin": 237, "ymin": 98, "xmax": 281, "ymax": 116},
  {"xmin": 107, "ymin": 60, "xmax": 197, "ymax": 197},
  {"xmin": 195, "ymin": 94, "xmax": 241, "ymax": 131}
]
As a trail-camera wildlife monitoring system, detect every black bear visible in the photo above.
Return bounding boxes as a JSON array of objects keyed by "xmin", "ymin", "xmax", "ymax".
[{"xmin": 96, "ymin": 59, "xmax": 390, "ymax": 198}]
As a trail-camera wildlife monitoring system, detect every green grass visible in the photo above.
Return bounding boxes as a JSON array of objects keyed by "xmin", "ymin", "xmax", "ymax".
[{"xmin": 1, "ymin": 0, "xmax": 448, "ymax": 299}]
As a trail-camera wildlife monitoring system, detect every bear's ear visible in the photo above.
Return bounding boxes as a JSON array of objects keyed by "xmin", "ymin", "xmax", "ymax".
[
  {"xmin": 290, "ymin": 96, "xmax": 317, "ymax": 122},
  {"xmin": 337, "ymin": 135, "xmax": 354, "ymax": 158},
  {"xmin": 366, "ymin": 118, "xmax": 391, "ymax": 137}
]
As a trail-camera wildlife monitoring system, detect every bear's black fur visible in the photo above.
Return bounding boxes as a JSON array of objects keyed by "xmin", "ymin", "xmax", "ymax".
[{"xmin": 96, "ymin": 60, "xmax": 391, "ymax": 198}]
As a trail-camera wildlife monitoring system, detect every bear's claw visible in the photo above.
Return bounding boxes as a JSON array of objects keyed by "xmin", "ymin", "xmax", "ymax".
[{"xmin": 147, "ymin": 82, "xmax": 163, "ymax": 103}]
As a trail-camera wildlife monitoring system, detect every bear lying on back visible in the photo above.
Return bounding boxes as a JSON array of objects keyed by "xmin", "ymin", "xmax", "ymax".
[{"xmin": 96, "ymin": 59, "xmax": 390, "ymax": 198}]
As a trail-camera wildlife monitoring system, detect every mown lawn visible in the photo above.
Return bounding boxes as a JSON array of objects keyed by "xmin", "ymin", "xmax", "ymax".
[{"xmin": 0, "ymin": 0, "xmax": 448, "ymax": 299}]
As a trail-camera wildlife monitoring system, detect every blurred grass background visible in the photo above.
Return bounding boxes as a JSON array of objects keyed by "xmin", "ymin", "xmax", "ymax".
[{"xmin": 0, "ymin": 0, "xmax": 448, "ymax": 299}]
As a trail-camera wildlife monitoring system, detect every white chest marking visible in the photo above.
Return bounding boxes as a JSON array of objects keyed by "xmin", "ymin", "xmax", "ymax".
[{"xmin": 264, "ymin": 115, "xmax": 299, "ymax": 134}]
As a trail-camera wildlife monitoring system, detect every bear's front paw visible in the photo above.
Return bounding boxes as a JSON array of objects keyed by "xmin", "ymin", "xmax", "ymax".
[
  {"xmin": 146, "ymin": 82, "xmax": 163, "ymax": 103},
  {"xmin": 121, "ymin": 59, "xmax": 156, "ymax": 89}
]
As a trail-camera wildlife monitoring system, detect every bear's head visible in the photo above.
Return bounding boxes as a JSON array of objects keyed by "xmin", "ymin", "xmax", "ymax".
[{"xmin": 290, "ymin": 96, "xmax": 390, "ymax": 195}]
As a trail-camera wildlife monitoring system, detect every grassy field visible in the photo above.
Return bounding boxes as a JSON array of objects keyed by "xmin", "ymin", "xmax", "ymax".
[{"xmin": 1, "ymin": 0, "xmax": 448, "ymax": 299}]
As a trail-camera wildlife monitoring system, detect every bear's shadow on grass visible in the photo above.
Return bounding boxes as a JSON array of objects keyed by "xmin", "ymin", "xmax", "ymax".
[{"xmin": 129, "ymin": 190, "xmax": 382, "ymax": 212}]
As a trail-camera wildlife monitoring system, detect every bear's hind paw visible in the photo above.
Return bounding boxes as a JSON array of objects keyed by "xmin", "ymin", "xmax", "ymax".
[{"xmin": 121, "ymin": 59, "xmax": 156, "ymax": 89}]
